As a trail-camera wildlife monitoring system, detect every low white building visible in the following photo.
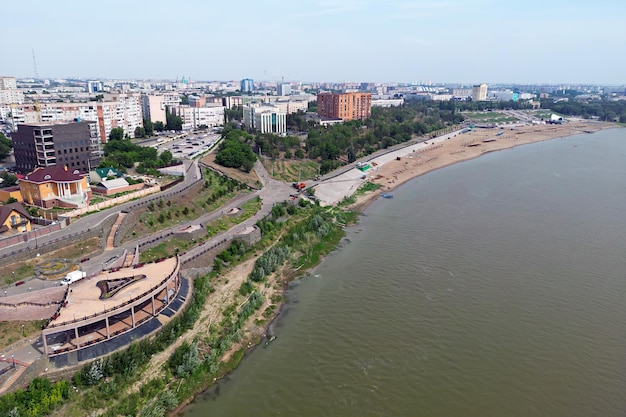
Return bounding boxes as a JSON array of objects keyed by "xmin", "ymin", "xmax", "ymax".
[{"xmin": 372, "ymin": 98, "xmax": 404, "ymax": 107}]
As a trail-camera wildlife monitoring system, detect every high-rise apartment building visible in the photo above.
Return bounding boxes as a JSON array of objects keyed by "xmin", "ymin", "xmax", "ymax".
[
  {"xmin": 317, "ymin": 92, "xmax": 372, "ymax": 121},
  {"xmin": 12, "ymin": 121, "xmax": 102, "ymax": 174},
  {"xmin": 240, "ymin": 78, "xmax": 254, "ymax": 93},
  {"xmin": 96, "ymin": 93, "xmax": 143, "ymax": 142},
  {"xmin": 472, "ymin": 84, "xmax": 488, "ymax": 101}
]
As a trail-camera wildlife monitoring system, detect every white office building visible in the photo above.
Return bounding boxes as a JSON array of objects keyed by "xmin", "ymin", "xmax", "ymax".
[
  {"xmin": 243, "ymin": 104, "xmax": 286, "ymax": 134},
  {"xmin": 277, "ymin": 83, "xmax": 291, "ymax": 96}
]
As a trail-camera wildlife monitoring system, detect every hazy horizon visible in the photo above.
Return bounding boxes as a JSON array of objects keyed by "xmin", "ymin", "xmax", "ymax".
[{"xmin": 3, "ymin": 0, "xmax": 624, "ymax": 85}]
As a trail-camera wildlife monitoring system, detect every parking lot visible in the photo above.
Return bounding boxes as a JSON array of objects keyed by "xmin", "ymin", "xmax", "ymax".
[{"xmin": 153, "ymin": 132, "xmax": 221, "ymax": 160}]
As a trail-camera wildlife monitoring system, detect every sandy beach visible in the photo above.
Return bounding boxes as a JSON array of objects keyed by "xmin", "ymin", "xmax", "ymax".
[{"xmin": 314, "ymin": 121, "xmax": 618, "ymax": 208}]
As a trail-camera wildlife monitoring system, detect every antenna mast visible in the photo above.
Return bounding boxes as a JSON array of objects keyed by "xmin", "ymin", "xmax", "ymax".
[{"xmin": 32, "ymin": 49, "xmax": 40, "ymax": 79}]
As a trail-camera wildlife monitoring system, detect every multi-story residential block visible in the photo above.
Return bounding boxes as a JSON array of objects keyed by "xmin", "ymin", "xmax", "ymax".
[
  {"xmin": 240, "ymin": 78, "xmax": 254, "ymax": 93},
  {"xmin": 317, "ymin": 92, "xmax": 372, "ymax": 121},
  {"xmin": 12, "ymin": 121, "xmax": 102, "ymax": 174},
  {"xmin": 19, "ymin": 165, "xmax": 92, "ymax": 208},
  {"xmin": 14, "ymin": 94, "xmax": 142, "ymax": 143},
  {"xmin": 141, "ymin": 93, "xmax": 181, "ymax": 124},
  {"xmin": 452, "ymin": 88, "xmax": 473, "ymax": 99},
  {"xmin": 222, "ymin": 96, "xmax": 243, "ymax": 109},
  {"xmin": 97, "ymin": 93, "xmax": 143, "ymax": 141},
  {"xmin": 171, "ymin": 105, "xmax": 225, "ymax": 130},
  {"xmin": 268, "ymin": 99, "xmax": 309, "ymax": 114},
  {"xmin": 0, "ymin": 76, "xmax": 17, "ymax": 90},
  {"xmin": 472, "ymin": 84, "xmax": 488, "ymax": 101},
  {"xmin": 0, "ymin": 89, "xmax": 25, "ymax": 106},
  {"xmin": 243, "ymin": 104, "xmax": 286, "ymax": 134},
  {"xmin": 188, "ymin": 95, "xmax": 205, "ymax": 108}
]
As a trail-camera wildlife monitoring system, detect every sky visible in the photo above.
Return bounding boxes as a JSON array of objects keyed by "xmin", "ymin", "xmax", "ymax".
[{"xmin": 2, "ymin": 0, "xmax": 625, "ymax": 84}]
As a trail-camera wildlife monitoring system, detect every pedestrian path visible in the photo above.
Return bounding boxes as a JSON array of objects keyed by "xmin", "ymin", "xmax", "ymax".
[{"xmin": 105, "ymin": 212, "xmax": 126, "ymax": 250}]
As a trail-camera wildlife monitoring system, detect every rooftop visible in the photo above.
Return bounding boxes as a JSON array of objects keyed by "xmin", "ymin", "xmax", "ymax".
[
  {"xmin": 52, "ymin": 257, "xmax": 178, "ymax": 326},
  {"xmin": 23, "ymin": 165, "xmax": 87, "ymax": 183}
]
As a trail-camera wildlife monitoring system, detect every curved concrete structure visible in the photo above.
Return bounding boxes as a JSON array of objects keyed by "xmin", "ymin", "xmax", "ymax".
[{"xmin": 42, "ymin": 256, "xmax": 181, "ymax": 358}]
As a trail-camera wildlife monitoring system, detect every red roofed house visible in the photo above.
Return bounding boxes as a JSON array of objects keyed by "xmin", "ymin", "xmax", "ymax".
[
  {"xmin": 19, "ymin": 165, "xmax": 92, "ymax": 208},
  {"xmin": 0, "ymin": 202, "xmax": 32, "ymax": 235}
]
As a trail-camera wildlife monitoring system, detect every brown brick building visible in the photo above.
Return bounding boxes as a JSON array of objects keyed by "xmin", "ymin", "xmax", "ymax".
[{"xmin": 317, "ymin": 92, "xmax": 372, "ymax": 121}]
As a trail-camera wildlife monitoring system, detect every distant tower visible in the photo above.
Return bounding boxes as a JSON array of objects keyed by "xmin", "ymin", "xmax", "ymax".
[
  {"xmin": 32, "ymin": 49, "xmax": 40, "ymax": 79},
  {"xmin": 240, "ymin": 78, "xmax": 254, "ymax": 93}
]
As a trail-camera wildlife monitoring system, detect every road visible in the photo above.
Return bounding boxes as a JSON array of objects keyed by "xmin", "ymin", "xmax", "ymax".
[{"xmin": 0, "ymin": 160, "xmax": 202, "ymax": 258}]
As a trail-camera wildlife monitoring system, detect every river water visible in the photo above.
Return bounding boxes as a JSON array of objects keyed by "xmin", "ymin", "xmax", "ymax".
[{"xmin": 183, "ymin": 129, "xmax": 626, "ymax": 417}]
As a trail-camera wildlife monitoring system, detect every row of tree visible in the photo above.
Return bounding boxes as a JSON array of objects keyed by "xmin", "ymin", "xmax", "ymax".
[{"xmin": 541, "ymin": 99, "xmax": 626, "ymax": 122}]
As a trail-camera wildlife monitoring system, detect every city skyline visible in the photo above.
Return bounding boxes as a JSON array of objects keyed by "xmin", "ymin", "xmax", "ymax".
[{"xmin": 2, "ymin": 0, "xmax": 625, "ymax": 84}]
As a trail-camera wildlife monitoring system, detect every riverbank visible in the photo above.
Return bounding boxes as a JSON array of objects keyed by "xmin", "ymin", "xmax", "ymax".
[
  {"xmin": 172, "ymin": 121, "xmax": 617, "ymax": 415},
  {"xmin": 345, "ymin": 121, "xmax": 617, "ymax": 211}
]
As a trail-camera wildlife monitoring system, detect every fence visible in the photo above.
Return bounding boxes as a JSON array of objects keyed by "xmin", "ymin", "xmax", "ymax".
[
  {"xmin": 63, "ymin": 186, "xmax": 162, "ymax": 218},
  {"xmin": 0, "ymin": 218, "xmax": 68, "ymax": 250}
]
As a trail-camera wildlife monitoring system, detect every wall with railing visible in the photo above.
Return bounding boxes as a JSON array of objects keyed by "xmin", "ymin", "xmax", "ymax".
[
  {"xmin": 63, "ymin": 185, "xmax": 162, "ymax": 218},
  {"xmin": 44, "ymin": 257, "xmax": 180, "ymax": 334}
]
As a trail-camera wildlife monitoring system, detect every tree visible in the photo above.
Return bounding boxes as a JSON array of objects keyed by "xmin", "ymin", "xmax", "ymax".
[
  {"xmin": 154, "ymin": 121, "xmax": 165, "ymax": 132},
  {"xmin": 143, "ymin": 119, "xmax": 154, "ymax": 136},
  {"xmin": 166, "ymin": 107, "xmax": 183, "ymax": 131},
  {"xmin": 159, "ymin": 150, "xmax": 173, "ymax": 166},
  {"xmin": 109, "ymin": 127, "xmax": 124, "ymax": 142},
  {"xmin": 134, "ymin": 126, "xmax": 146, "ymax": 138},
  {"xmin": 225, "ymin": 106, "xmax": 243, "ymax": 122},
  {"xmin": 0, "ymin": 132, "xmax": 13, "ymax": 161},
  {"xmin": 0, "ymin": 171, "xmax": 18, "ymax": 188}
]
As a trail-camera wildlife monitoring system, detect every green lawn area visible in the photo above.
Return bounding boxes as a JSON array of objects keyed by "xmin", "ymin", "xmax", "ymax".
[
  {"xmin": 463, "ymin": 112, "xmax": 519, "ymax": 123},
  {"xmin": 138, "ymin": 196, "xmax": 262, "ymax": 262},
  {"xmin": 122, "ymin": 170, "xmax": 250, "ymax": 243},
  {"xmin": 262, "ymin": 159, "xmax": 320, "ymax": 182}
]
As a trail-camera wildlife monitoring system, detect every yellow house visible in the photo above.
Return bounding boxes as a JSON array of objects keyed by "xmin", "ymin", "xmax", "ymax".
[
  {"xmin": 0, "ymin": 186, "xmax": 23, "ymax": 203},
  {"xmin": 0, "ymin": 202, "xmax": 32, "ymax": 235},
  {"xmin": 20, "ymin": 166, "xmax": 92, "ymax": 208}
]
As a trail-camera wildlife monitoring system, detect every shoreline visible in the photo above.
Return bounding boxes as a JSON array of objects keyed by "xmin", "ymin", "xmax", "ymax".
[
  {"xmin": 346, "ymin": 122, "xmax": 619, "ymax": 212},
  {"xmin": 175, "ymin": 121, "xmax": 620, "ymax": 415}
]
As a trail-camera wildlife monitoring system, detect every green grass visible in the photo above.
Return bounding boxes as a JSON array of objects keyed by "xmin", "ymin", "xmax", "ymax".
[
  {"xmin": 262, "ymin": 159, "xmax": 320, "ymax": 182},
  {"xmin": 463, "ymin": 112, "xmax": 519, "ymax": 123}
]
